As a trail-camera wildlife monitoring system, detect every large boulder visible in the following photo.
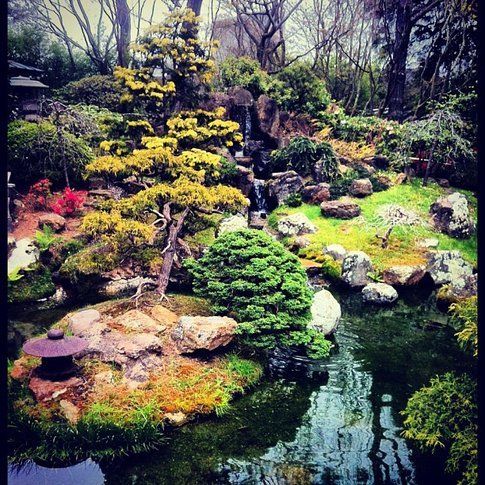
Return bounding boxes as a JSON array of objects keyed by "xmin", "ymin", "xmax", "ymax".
[
  {"xmin": 430, "ymin": 192, "xmax": 475, "ymax": 239},
  {"xmin": 171, "ymin": 316, "xmax": 238, "ymax": 353},
  {"xmin": 38, "ymin": 213, "xmax": 66, "ymax": 233},
  {"xmin": 8, "ymin": 237, "xmax": 39, "ymax": 274},
  {"xmin": 277, "ymin": 213, "xmax": 316, "ymax": 237},
  {"xmin": 218, "ymin": 214, "xmax": 248, "ymax": 235},
  {"xmin": 308, "ymin": 289, "xmax": 341, "ymax": 335},
  {"xmin": 323, "ymin": 244, "xmax": 347, "ymax": 262},
  {"xmin": 362, "ymin": 283, "xmax": 398, "ymax": 304},
  {"xmin": 320, "ymin": 199, "xmax": 361, "ymax": 219},
  {"xmin": 349, "ymin": 178, "xmax": 373, "ymax": 197},
  {"xmin": 228, "ymin": 86, "xmax": 254, "ymax": 107},
  {"xmin": 256, "ymin": 95, "xmax": 279, "ymax": 139},
  {"xmin": 301, "ymin": 183, "xmax": 330, "ymax": 204},
  {"xmin": 382, "ymin": 265, "xmax": 426, "ymax": 286},
  {"xmin": 426, "ymin": 250, "xmax": 473, "ymax": 286},
  {"xmin": 267, "ymin": 171, "xmax": 304, "ymax": 207},
  {"xmin": 341, "ymin": 251, "xmax": 373, "ymax": 287}
]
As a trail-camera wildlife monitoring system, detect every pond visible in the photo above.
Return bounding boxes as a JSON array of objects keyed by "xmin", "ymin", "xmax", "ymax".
[{"xmin": 8, "ymin": 287, "xmax": 472, "ymax": 484}]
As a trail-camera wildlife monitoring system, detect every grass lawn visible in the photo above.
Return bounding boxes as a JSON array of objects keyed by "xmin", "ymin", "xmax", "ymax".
[{"xmin": 269, "ymin": 180, "xmax": 477, "ymax": 272}]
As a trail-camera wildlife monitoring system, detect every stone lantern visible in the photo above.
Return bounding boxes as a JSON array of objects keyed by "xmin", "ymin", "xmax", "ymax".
[{"xmin": 23, "ymin": 329, "xmax": 87, "ymax": 380}]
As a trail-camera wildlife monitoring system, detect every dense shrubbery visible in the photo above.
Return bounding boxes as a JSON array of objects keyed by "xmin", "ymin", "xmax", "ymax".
[
  {"xmin": 270, "ymin": 136, "xmax": 338, "ymax": 179},
  {"xmin": 401, "ymin": 373, "xmax": 477, "ymax": 485},
  {"xmin": 450, "ymin": 296, "xmax": 477, "ymax": 357},
  {"xmin": 7, "ymin": 120, "xmax": 93, "ymax": 188},
  {"xmin": 188, "ymin": 230, "xmax": 331, "ymax": 358},
  {"xmin": 270, "ymin": 62, "xmax": 330, "ymax": 116},
  {"xmin": 216, "ymin": 57, "xmax": 271, "ymax": 98},
  {"xmin": 56, "ymin": 75, "xmax": 125, "ymax": 112}
]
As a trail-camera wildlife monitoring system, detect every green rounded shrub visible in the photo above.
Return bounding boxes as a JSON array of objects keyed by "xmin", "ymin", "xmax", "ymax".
[
  {"xmin": 216, "ymin": 56, "xmax": 271, "ymax": 98},
  {"xmin": 188, "ymin": 229, "xmax": 331, "ymax": 357},
  {"xmin": 56, "ymin": 75, "xmax": 124, "ymax": 112},
  {"xmin": 8, "ymin": 120, "xmax": 93, "ymax": 188},
  {"xmin": 270, "ymin": 62, "xmax": 330, "ymax": 116}
]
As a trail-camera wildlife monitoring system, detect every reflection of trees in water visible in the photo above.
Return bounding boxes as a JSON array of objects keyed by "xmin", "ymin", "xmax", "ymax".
[
  {"xmin": 220, "ymin": 338, "xmax": 416, "ymax": 484},
  {"xmin": 101, "ymin": 380, "xmax": 318, "ymax": 485}
]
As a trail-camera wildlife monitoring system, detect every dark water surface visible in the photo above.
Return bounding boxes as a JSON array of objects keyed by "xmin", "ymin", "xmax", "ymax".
[{"xmin": 8, "ymin": 288, "xmax": 471, "ymax": 484}]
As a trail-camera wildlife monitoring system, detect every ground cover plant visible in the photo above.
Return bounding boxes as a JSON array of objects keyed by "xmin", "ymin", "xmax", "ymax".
[{"xmin": 269, "ymin": 180, "xmax": 477, "ymax": 270}]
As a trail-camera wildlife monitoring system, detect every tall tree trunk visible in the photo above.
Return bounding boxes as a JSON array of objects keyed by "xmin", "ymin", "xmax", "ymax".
[
  {"xmin": 187, "ymin": 0, "xmax": 203, "ymax": 15},
  {"xmin": 157, "ymin": 207, "xmax": 190, "ymax": 296},
  {"xmin": 386, "ymin": 4, "xmax": 412, "ymax": 121},
  {"xmin": 116, "ymin": 0, "xmax": 131, "ymax": 67}
]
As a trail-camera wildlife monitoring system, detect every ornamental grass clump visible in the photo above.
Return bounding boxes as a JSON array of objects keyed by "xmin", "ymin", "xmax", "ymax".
[{"xmin": 188, "ymin": 229, "xmax": 331, "ymax": 358}]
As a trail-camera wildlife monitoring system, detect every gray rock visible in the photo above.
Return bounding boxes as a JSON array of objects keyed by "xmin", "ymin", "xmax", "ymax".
[
  {"xmin": 267, "ymin": 171, "xmax": 303, "ymax": 206},
  {"xmin": 308, "ymin": 289, "xmax": 341, "ymax": 335},
  {"xmin": 437, "ymin": 273, "xmax": 477, "ymax": 303},
  {"xmin": 341, "ymin": 251, "xmax": 373, "ymax": 287},
  {"xmin": 8, "ymin": 237, "xmax": 39, "ymax": 274},
  {"xmin": 228, "ymin": 86, "xmax": 254, "ymax": 106},
  {"xmin": 68, "ymin": 309, "xmax": 102, "ymax": 336},
  {"xmin": 171, "ymin": 316, "xmax": 238, "ymax": 353},
  {"xmin": 362, "ymin": 283, "xmax": 398, "ymax": 304},
  {"xmin": 430, "ymin": 192, "xmax": 475, "ymax": 239},
  {"xmin": 349, "ymin": 178, "xmax": 373, "ymax": 197},
  {"xmin": 427, "ymin": 250, "xmax": 473, "ymax": 286},
  {"xmin": 323, "ymin": 244, "xmax": 347, "ymax": 261},
  {"xmin": 277, "ymin": 213, "xmax": 316, "ymax": 237},
  {"xmin": 218, "ymin": 215, "xmax": 248, "ymax": 236}
]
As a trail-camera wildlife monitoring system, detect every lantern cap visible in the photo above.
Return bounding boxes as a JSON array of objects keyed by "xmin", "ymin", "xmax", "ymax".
[{"xmin": 23, "ymin": 329, "xmax": 87, "ymax": 358}]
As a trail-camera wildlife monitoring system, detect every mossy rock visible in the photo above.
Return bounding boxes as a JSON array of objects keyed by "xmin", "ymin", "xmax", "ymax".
[
  {"xmin": 41, "ymin": 238, "xmax": 86, "ymax": 272},
  {"xmin": 8, "ymin": 264, "xmax": 56, "ymax": 304}
]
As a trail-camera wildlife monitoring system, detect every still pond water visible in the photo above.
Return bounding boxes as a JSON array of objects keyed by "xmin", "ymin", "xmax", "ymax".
[{"xmin": 8, "ymin": 288, "xmax": 471, "ymax": 484}]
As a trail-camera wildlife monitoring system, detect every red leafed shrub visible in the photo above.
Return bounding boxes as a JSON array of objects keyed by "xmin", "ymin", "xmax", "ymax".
[
  {"xmin": 50, "ymin": 188, "xmax": 87, "ymax": 217},
  {"xmin": 23, "ymin": 179, "xmax": 53, "ymax": 211}
]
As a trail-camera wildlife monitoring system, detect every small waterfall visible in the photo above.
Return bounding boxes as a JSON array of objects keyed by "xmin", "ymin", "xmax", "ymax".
[
  {"xmin": 252, "ymin": 179, "xmax": 268, "ymax": 216},
  {"xmin": 243, "ymin": 106, "xmax": 252, "ymax": 142}
]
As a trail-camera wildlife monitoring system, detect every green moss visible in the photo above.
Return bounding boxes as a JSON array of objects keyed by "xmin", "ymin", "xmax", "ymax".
[
  {"xmin": 44, "ymin": 238, "xmax": 86, "ymax": 271},
  {"xmin": 8, "ymin": 264, "xmax": 56, "ymax": 304},
  {"xmin": 59, "ymin": 244, "xmax": 119, "ymax": 282},
  {"xmin": 272, "ymin": 180, "xmax": 477, "ymax": 271}
]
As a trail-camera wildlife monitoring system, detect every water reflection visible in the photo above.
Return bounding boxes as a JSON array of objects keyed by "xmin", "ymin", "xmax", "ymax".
[
  {"xmin": 219, "ymin": 326, "xmax": 415, "ymax": 484},
  {"xmin": 8, "ymin": 459, "xmax": 104, "ymax": 485}
]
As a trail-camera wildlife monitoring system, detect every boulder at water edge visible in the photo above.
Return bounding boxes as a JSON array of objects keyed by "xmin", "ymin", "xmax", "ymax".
[
  {"xmin": 362, "ymin": 283, "xmax": 398, "ymax": 304},
  {"xmin": 320, "ymin": 199, "xmax": 361, "ymax": 219},
  {"xmin": 382, "ymin": 265, "xmax": 426, "ymax": 286},
  {"xmin": 277, "ymin": 213, "xmax": 316, "ymax": 237},
  {"xmin": 430, "ymin": 192, "xmax": 475, "ymax": 239},
  {"xmin": 171, "ymin": 316, "xmax": 238, "ymax": 353},
  {"xmin": 426, "ymin": 250, "xmax": 473, "ymax": 286},
  {"xmin": 218, "ymin": 214, "xmax": 248, "ymax": 235},
  {"xmin": 341, "ymin": 251, "xmax": 373, "ymax": 287},
  {"xmin": 437, "ymin": 273, "xmax": 477, "ymax": 304},
  {"xmin": 308, "ymin": 289, "xmax": 341, "ymax": 335}
]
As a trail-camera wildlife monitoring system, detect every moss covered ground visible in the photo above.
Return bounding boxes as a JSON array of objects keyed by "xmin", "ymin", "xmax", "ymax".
[{"xmin": 269, "ymin": 180, "xmax": 477, "ymax": 271}]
